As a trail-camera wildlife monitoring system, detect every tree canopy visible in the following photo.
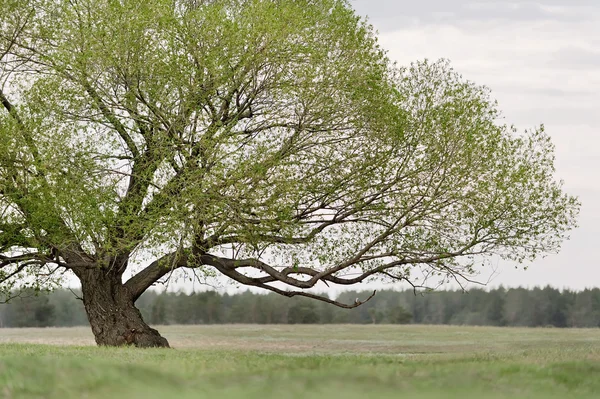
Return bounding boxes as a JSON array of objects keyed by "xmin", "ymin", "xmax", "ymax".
[{"xmin": 0, "ymin": 0, "xmax": 579, "ymax": 346}]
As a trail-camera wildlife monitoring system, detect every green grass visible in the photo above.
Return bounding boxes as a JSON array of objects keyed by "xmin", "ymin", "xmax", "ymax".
[{"xmin": 1, "ymin": 325, "xmax": 599, "ymax": 398}]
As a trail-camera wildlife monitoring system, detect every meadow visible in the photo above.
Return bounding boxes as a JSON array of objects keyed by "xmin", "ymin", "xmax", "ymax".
[{"xmin": 0, "ymin": 325, "xmax": 599, "ymax": 398}]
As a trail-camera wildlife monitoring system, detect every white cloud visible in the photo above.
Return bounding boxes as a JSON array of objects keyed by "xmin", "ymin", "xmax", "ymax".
[{"xmin": 358, "ymin": 1, "xmax": 600, "ymax": 289}]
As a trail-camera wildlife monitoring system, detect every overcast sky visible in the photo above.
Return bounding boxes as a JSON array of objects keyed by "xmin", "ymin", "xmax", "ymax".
[{"xmin": 347, "ymin": 0, "xmax": 600, "ymax": 290}]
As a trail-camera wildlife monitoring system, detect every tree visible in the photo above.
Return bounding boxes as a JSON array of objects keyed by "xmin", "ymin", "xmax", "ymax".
[
  {"xmin": 386, "ymin": 304, "xmax": 412, "ymax": 324},
  {"xmin": 3, "ymin": 289, "xmax": 56, "ymax": 327},
  {"xmin": 0, "ymin": 0, "xmax": 579, "ymax": 347},
  {"xmin": 288, "ymin": 298, "xmax": 320, "ymax": 324}
]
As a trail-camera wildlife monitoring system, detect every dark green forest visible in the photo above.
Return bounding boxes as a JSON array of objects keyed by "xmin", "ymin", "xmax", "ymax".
[{"xmin": 1, "ymin": 287, "xmax": 599, "ymax": 328}]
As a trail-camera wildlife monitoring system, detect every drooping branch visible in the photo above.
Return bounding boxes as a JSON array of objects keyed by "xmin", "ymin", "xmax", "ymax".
[
  {"xmin": 199, "ymin": 248, "xmax": 478, "ymax": 291},
  {"xmin": 198, "ymin": 254, "xmax": 376, "ymax": 309},
  {"xmin": 125, "ymin": 234, "xmax": 484, "ymax": 308},
  {"xmin": 124, "ymin": 248, "xmax": 379, "ymax": 307}
]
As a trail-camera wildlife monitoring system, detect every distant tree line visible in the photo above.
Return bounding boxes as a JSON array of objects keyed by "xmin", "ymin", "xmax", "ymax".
[{"xmin": 1, "ymin": 286, "xmax": 599, "ymax": 328}]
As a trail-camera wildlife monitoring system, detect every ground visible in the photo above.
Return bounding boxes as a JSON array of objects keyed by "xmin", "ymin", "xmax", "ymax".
[{"xmin": 0, "ymin": 325, "xmax": 599, "ymax": 398}]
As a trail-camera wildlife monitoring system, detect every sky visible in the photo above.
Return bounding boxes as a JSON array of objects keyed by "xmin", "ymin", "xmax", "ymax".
[{"xmin": 348, "ymin": 0, "xmax": 600, "ymax": 290}]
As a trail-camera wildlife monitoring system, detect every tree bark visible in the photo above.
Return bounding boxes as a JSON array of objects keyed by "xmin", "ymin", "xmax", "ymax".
[{"xmin": 78, "ymin": 269, "xmax": 169, "ymax": 348}]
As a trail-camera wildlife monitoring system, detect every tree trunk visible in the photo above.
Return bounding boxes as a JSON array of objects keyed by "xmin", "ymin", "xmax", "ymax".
[{"xmin": 78, "ymin": 269, "xmax": 169, "ymax": 348}]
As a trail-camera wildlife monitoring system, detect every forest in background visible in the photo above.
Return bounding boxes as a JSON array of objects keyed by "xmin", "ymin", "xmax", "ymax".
[{"xmin": 1, "ymin": 286, "xmax": 599, "ymax": 328}]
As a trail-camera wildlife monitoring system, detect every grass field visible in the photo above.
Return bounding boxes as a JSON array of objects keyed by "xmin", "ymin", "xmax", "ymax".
[{"xmin": 0, "ymin": 325, "xmax": 599, "ymax": 398}]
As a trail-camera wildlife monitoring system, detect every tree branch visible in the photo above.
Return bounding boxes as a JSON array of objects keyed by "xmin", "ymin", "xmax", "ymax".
[
  {"xmin": 0, "ymin": 90, "xmax": 91, "ymax": 261},
  {"xmin": 199, "ymin": 254, "xmax": 376, "ymax": 309},
  {"xmin": 81, "ymin": 81, "xmax": 140, "ymax": 159},
  {"xmin": 124, "ymin": 251, "xmax": 190, "ymax": 301},
  {"xmin": 0, "ymin": 89, "xmax": 41, "ymax": 164}
]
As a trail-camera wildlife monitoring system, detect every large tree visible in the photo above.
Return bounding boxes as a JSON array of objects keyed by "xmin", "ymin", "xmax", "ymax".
[{"xmin": 0, "ymin": 0, "xmax": 579, "ymax": 347}]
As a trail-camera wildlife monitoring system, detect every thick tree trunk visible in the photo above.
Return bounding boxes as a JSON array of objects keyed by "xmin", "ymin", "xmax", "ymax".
[{"xmin": 78, "ymin": 269, "xmax": 169, "ymax": 348}]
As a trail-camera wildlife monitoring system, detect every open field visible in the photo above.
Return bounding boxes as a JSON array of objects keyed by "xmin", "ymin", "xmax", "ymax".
[{"xmin": 1, "ymin": 325, "xmax": 599, "ymax": 398}]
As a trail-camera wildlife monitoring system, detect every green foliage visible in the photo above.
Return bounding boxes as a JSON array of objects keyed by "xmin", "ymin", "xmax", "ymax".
[{"xmin": 0, "ymin": 0, "xmax": 580, "ymax": 312}]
